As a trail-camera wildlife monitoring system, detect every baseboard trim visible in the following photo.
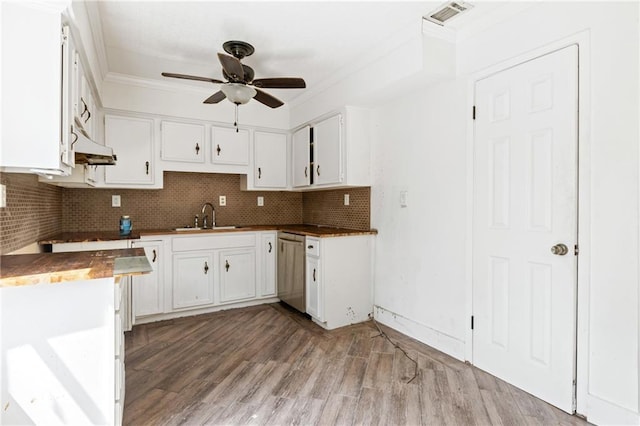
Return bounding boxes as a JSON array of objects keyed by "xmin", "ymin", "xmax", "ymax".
[
  {"xmin": 133, "ymin": 297, "xmax": 280, "ymax": 325},
  {"xmin": 586, "ymin": 394, "xmax": 640, "ymax": 425},
  {"xmin": 373, "ymin": 305, "xmax": 465, "ymax": 361}
]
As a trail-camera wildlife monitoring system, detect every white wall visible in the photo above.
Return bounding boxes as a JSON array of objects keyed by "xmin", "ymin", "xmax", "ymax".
[
  {"xmin": 370, "ymin": 79, "xmax": 468, "ymax": 358},
  {"xmin": 364, "ymin": 2, "xmax": 639, "ymax": 424}
]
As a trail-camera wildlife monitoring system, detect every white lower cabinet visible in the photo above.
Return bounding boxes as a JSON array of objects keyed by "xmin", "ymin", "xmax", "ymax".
[
  {"xmin": 219, "ymin": 248, "xmax": 256, "ymax": 302},
  {"xmin": 305, "ymin": 254, "xmax": 322, "ymax": 321},
  {"xmin": 172, "ymin": 252, "xmax": 215, "ymax": 309},
  {"xmin": 305, "ymin": 235, "xmax": 374, "ymax": 330},
  {"xmin": 131, "ymin": 240, "xmax": 164, "ymax": 320},
  {"xmin": 135, "ymin": 231, "xmax": 278, "ymax": 323},
  {"xmin": 260, "ymin": 232, "xmax": 277, "ymax": 297}
]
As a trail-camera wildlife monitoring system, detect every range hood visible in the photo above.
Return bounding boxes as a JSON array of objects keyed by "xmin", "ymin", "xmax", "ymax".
[{"xmin": 72, "ymin": 119, "xmax": 116, "ymax": 165}]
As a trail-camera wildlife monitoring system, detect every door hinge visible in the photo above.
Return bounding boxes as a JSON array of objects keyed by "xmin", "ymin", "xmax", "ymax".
[
  {"xmin": 574, "ymin": 244, "xmax": 579, "ymax": 255},
  {"xmin": 472, "ymin": 106, "xmax": 476, "ymax": 120},
  {"xmin": 471, "ymin": 315, "xmax": 474, "ymax": 330}
]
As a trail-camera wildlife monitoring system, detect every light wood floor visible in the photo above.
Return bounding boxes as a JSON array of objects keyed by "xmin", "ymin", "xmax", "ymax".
[{"xmin": 123, "ymin": 303, "xmax": 589, "ymax": 425}]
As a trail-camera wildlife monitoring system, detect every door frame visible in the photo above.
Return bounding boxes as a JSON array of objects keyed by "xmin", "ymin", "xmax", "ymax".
[{"xmin": 464, "ymin": 30, "xmax": 591, "ymax": 415}]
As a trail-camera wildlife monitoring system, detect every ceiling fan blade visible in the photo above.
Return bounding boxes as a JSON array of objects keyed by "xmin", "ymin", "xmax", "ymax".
[
  {"xmin": 217, "ymin": 53, "xmax": 245, "ymax": 81},
  {"xmin": 203, "ymin": 91, "xmax": 226, "ymax": 104},
  {"xmin": 252, "ymin": 78, "xmax": 306, "ymax": 89},
  {"xmin": 253, "ymin": 89, "xmax": 284, "ymax": 109},
  {"xmin": 161, "ymin": 72, "xmax": 223, "ymax": 84}
]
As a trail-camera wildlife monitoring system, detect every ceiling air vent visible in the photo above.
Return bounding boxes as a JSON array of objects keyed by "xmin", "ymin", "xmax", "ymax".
[{"xmin": 423, "ymin": 1, "xmax": 474, "ymax": 26}]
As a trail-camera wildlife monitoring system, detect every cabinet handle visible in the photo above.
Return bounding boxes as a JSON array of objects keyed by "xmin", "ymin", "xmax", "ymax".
[
  {"xmin": 70, "ymin": 128, "xmax": 79, "ymax": 148},
  {"xmin": 204, "ymin": 261, "xmax": 209, "ymax": 274},
  {"xmin": 84, "ymin": 106, "xmax": 91, "ymax": 123},
  {"xmin": 304, "ymin": 166, "xmax": 308, "ymax": 178},
  {"xmin": 313, "ymin": 268, "xmax": 316, "ymax": 282},
  {"xmin": 225, "ymin": 260, "xmax": 230, "ymax": 272},
  {"xmin": 216, "ymin": 144, "xmax": 221, "ymax": 156},
  {"xmin": 316, "ymin": 165, "xmax": 320, "ymax": 176},
  {"xmin": 268, "ymin": 242, "xmax": 272, "ymax": 253},
  {"xmin": 80, "ymin": 97, "xmax": 88, "ymax": 119},
  {"xmin": 195, "ymin": 143, "xmax": 200, "ymax": 155},
  {"xmin": 145, "ymin": 161, "xmax": 149, "ymax": 175},
  {"xmin": 258, "ymin": 167, "xmax": 262, "ymax": 179},
  {"xmin": 308, "ymin": 245, "xmax": 314, "ymax": 249},
  {"xmin": 152, "ymin": 249, "xmax": 157, "ymax": 263}
]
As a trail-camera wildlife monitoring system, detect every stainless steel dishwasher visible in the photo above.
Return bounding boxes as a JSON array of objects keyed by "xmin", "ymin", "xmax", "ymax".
[{"xmin": 277, "ymin": 232, "xmax": 306, "ymax": 312}]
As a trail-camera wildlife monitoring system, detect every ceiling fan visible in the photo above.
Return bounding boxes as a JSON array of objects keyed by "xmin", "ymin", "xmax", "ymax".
[{"xmin": 162, "ymin": 40, "xmax": 306, "ymax": 110}]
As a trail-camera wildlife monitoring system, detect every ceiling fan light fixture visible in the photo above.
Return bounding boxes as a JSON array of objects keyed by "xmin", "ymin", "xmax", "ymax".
[{"xmin": 221, "ymin": 83, "xmax": 256, "ymax": 105}]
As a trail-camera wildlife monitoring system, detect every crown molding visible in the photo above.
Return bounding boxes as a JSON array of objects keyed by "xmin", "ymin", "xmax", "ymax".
[{"xmin": 83, "ymin": 1, "xmax": 109, "ymax": 83}]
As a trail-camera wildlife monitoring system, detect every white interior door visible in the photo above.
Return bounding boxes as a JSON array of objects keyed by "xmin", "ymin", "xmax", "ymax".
[{"xmin": 472, "ymin": 45, "xmax": 578, "ymax": 413}]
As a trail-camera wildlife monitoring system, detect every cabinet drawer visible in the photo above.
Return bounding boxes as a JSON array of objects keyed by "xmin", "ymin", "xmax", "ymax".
[
  {"xmin": 172, "ymin": 233, "xmax": 256, "ymax": 252},
  {"xmin": 306, "ymin": 237, "xmax": 320, "ymax": 257}
]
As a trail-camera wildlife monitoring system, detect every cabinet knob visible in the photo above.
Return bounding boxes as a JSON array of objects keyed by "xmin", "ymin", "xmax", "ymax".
[
  {"xmin": 204, "ymin": 261, "xmax": 209, "ymax": 274},
  {"xmin": 152, "ymin": 249, "xmax": 157, "ymax": 263},
  {"xmin": 195, "ymin": 143, "xmax": 200, "ymax": 155},
  {"xmin": 307, "ymin": 245, "xmax": 314, "ymax": 249},
  {"xmin": 216, "ymin": 144, "xmax": 221, "ymax": 156},
  {"xmin": 268, "ymin": 242, "xmax": 272, "ymax": 253},
  {"xmin": 225, "ymin": 260, "xmax": 230, "ymax": 272}
]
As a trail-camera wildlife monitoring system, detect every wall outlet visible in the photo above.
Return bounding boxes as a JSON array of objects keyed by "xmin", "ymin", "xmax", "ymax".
[
  {"xmin": 257, "ymin": 196, "xmax": 264, "ymax": 207},
  {"xmin": 344, "ymin": 194, "xmax": 350, "ymax": 206},
  {"xmin": 0, "ymin": 184, "xmax": 6, "ymax": 208},
  {"xmin": 112, "ymin": 195, "xmax": 121, "ymax": 207},
  {"xmin": 219, "ymin": 195, "xmax": 227, "ymax": 206}
]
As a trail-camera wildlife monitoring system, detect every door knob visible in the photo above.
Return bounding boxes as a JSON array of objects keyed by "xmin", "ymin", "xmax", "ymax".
[{"xmin": 551, "ymin": 243, "xmax": 569, "ymax": 256}]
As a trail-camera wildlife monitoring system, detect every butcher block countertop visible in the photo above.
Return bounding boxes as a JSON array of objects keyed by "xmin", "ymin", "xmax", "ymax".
[
  {"xmin": 0, "ymin": 248, "xmax": 151, "ymax": 288},
  {"xmin": 39, "ymin": 224, "xmax": 377, "ymax": 244}
]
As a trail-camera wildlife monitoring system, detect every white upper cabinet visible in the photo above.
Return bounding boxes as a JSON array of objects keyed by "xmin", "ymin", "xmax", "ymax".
[
  {"xmin": 292, "ymin": 126, "xmax": 311, "ymax": 188},
  {"xmin": 1, "ymin": 2, "xmax": 72, "ymax": 175},
  {"xmin": 291, "ymin": 107, "xmax": 371, "ymax": 190},
  {"xmin": 211, "ymin": 127, "xmax": 249, "ymax": 165},
  {"xmin": 314, "ymin": 114, "xmax": 343, "ymax": 185},
  {"xmin": 253, "ymin": 131, "xmax": 288, "ymax": 189},
  {"xmin": 104, "ymin": 115, "xmax": 156, "ymax": 186},
  {"xmin": 161, "ymin": 121, "xmax": 205, "ymax": 163}
]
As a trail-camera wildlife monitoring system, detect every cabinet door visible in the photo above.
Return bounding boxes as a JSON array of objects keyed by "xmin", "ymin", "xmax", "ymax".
[
  {"xmin": 161, "ymin": 121, "xmax": 205, "ymax": 163},
  {"xmin": 314, "ymin": 114, "xmax": 343, "ymax": 185},
  {"xmin": 131, "ymin": 241, "xmax": 163, "ymax": 319},
  {"xmin": 219, "ymin": 248, "xmax": 256, "ymax": 303},
  {"xmin": 292, "ymin": 126, "xmax": 311, "ymax": 187},
  {"xmin": 104, "ymin": 115, "xmax": 154, "ymax": 184},
  {"xmin": 254, "ymin": 131, "xmax": 287, "ymax": 188},
  {"xmin": 306, "ymin": 255, "xmax": 322, "ymax": 321},
  {"xmin": 172, "ymin": 252, "xmax": 214, "ymax": 309},
  {"xmin": 211, "ymin": 127, "xmax": 249, "ymax": 165},
  {"xmin": 260, "ymin": 233, "xmax": 277, "ymax": 297}
]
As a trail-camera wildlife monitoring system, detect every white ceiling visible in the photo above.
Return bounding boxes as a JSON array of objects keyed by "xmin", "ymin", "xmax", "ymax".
[{"xmin": 93, "ymin": 1, "xmax": 498, "ymax": 106}]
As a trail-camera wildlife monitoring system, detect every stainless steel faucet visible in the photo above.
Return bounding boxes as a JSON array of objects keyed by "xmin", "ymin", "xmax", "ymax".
[{"xmin": 201, "ymin": 202, "xmax": 215, "ymax": 229}]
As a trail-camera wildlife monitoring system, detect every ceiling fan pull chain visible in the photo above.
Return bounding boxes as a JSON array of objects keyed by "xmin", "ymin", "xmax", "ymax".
[{"xmin": 234, "ymin": 103, "xmax": 239, "ymax": 133}]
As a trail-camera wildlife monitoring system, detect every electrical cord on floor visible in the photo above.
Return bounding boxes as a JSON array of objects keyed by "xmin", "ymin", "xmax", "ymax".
[{"xmin": 372, "ymin": 318, "xmax": 419, "ymax": 384}]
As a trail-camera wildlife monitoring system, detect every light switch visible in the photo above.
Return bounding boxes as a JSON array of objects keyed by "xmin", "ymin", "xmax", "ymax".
[
  {"xmin": 257, "ymin": 196, "xmax": 264, "ymax": 207},
  {"xmin": 112, "ymin": 195, "xmax": 121, "ymax": 207},
  {"xmin": 219, "ymin": 195, "xmax": 227, "ymax": 206},
  {"xmin": 400, "ymin": 190, "xmax": 408, "ymax": 208},
  {"xmin": 344, "ymin": 194, "xmax": 350, "ymax": 206}
]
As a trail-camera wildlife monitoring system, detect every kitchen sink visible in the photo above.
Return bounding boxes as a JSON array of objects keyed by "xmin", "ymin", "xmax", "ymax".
[{"xmin": 173, "ymin": 226, "xmax": 237, "ymax": 232}]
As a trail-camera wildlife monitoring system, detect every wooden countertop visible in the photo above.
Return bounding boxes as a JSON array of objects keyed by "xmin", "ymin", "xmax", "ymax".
[
  {"xmin": 0, "ymin": 248, "xmax": 149, "ymax": 288},
  {"xmin": 40, "ymin": 225, "xmax": 377, "ymax": 243}
]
